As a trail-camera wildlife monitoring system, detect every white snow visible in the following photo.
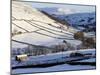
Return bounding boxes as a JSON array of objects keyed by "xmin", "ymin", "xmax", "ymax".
[
  {"xmin": 12, "ymin": 49, "xmax": 96, "ymax": 74},
  {"xmin": 12, "ymin": 1, "xmax": 80, "ymax": 48},
  {"xmin": 12, "ymin": 64, "xmax": 95, "ymax": 74},
  {"xmin": 78, "ymin": 58, "xmax": 96, "ymax": 62},
  {"xmin": 12, "ymin": 49, "xmax": 95, "ymax": 67},
  {"xmin": 84, "ymin": 32, "xmax": 96, "ymax": 38}
]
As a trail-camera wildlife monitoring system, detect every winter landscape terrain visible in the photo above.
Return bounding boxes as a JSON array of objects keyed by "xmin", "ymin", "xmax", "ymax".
[{"xmin": 11, "ymin": 1, "xmax": 96, "ymax": 74}]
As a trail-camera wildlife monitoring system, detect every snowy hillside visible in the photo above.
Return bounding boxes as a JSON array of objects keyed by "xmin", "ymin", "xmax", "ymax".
[
  {"xmin": 12, "ymin": 1, "xmax": 79, "ymax": 48},
  {"xmin": 40, "ymin": 7, "xmax": 96, "ymax": 31},
  {"xmin": 56, "ymin": 12, "xmax": 96, "ymax": 26}
]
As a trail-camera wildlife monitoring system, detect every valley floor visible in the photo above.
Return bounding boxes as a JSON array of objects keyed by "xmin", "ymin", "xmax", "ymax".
[{"xmin": 11, "ymin": 49, "xmax": 96, "ymax": 74}]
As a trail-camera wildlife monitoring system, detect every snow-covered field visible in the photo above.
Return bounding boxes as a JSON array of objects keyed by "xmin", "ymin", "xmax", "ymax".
[
  {"xmin": 12, "ymin": 63, "xmax": 95, "ymax": 74},
  {"xmin": 12, "ymin": 49, "xmax": 96, "ymax": 74},
  {"xmin": 12, "ymin": 49, "xmax": 95, "ymax": 67},
  {"xmin": 78, "ymin": 58, "xmax": 96, "ymax": 62}
]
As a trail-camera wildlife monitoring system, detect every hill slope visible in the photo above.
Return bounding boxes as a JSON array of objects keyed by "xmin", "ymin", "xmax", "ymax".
[{"xmin": 12, "ymin": 1, "xmax": 80, "ymax": 48}]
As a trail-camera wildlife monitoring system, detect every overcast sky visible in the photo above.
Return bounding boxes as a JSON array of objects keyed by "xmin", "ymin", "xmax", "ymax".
[{"xmin": 24, "ymin": 2, "xmax": 95, "ymax": 14}]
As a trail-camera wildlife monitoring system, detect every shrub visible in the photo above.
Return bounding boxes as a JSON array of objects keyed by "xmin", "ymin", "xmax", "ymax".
[
  {"xmin": 83, "ymin": 37, "xmax": 96, "ymax": 48},
  {"xmin": 74, "ymin": 31, "xmax": 84, "ymax": 41}
]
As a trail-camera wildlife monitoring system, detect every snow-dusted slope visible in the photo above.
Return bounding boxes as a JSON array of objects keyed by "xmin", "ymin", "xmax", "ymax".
[
  {"xmin": 40, "ymin": 7, "xmax": 95, "ymax": 26},
  {"xmin": 12, "ymin": 1, "xmax": 72, "ymax": 32},
  {"xmin": 56, "ymin": 12, "xmax": 96, "ymax": 26},
  {"xmin": 12, "ymin": 1, "xmax": 80, "ymax": 48}
]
